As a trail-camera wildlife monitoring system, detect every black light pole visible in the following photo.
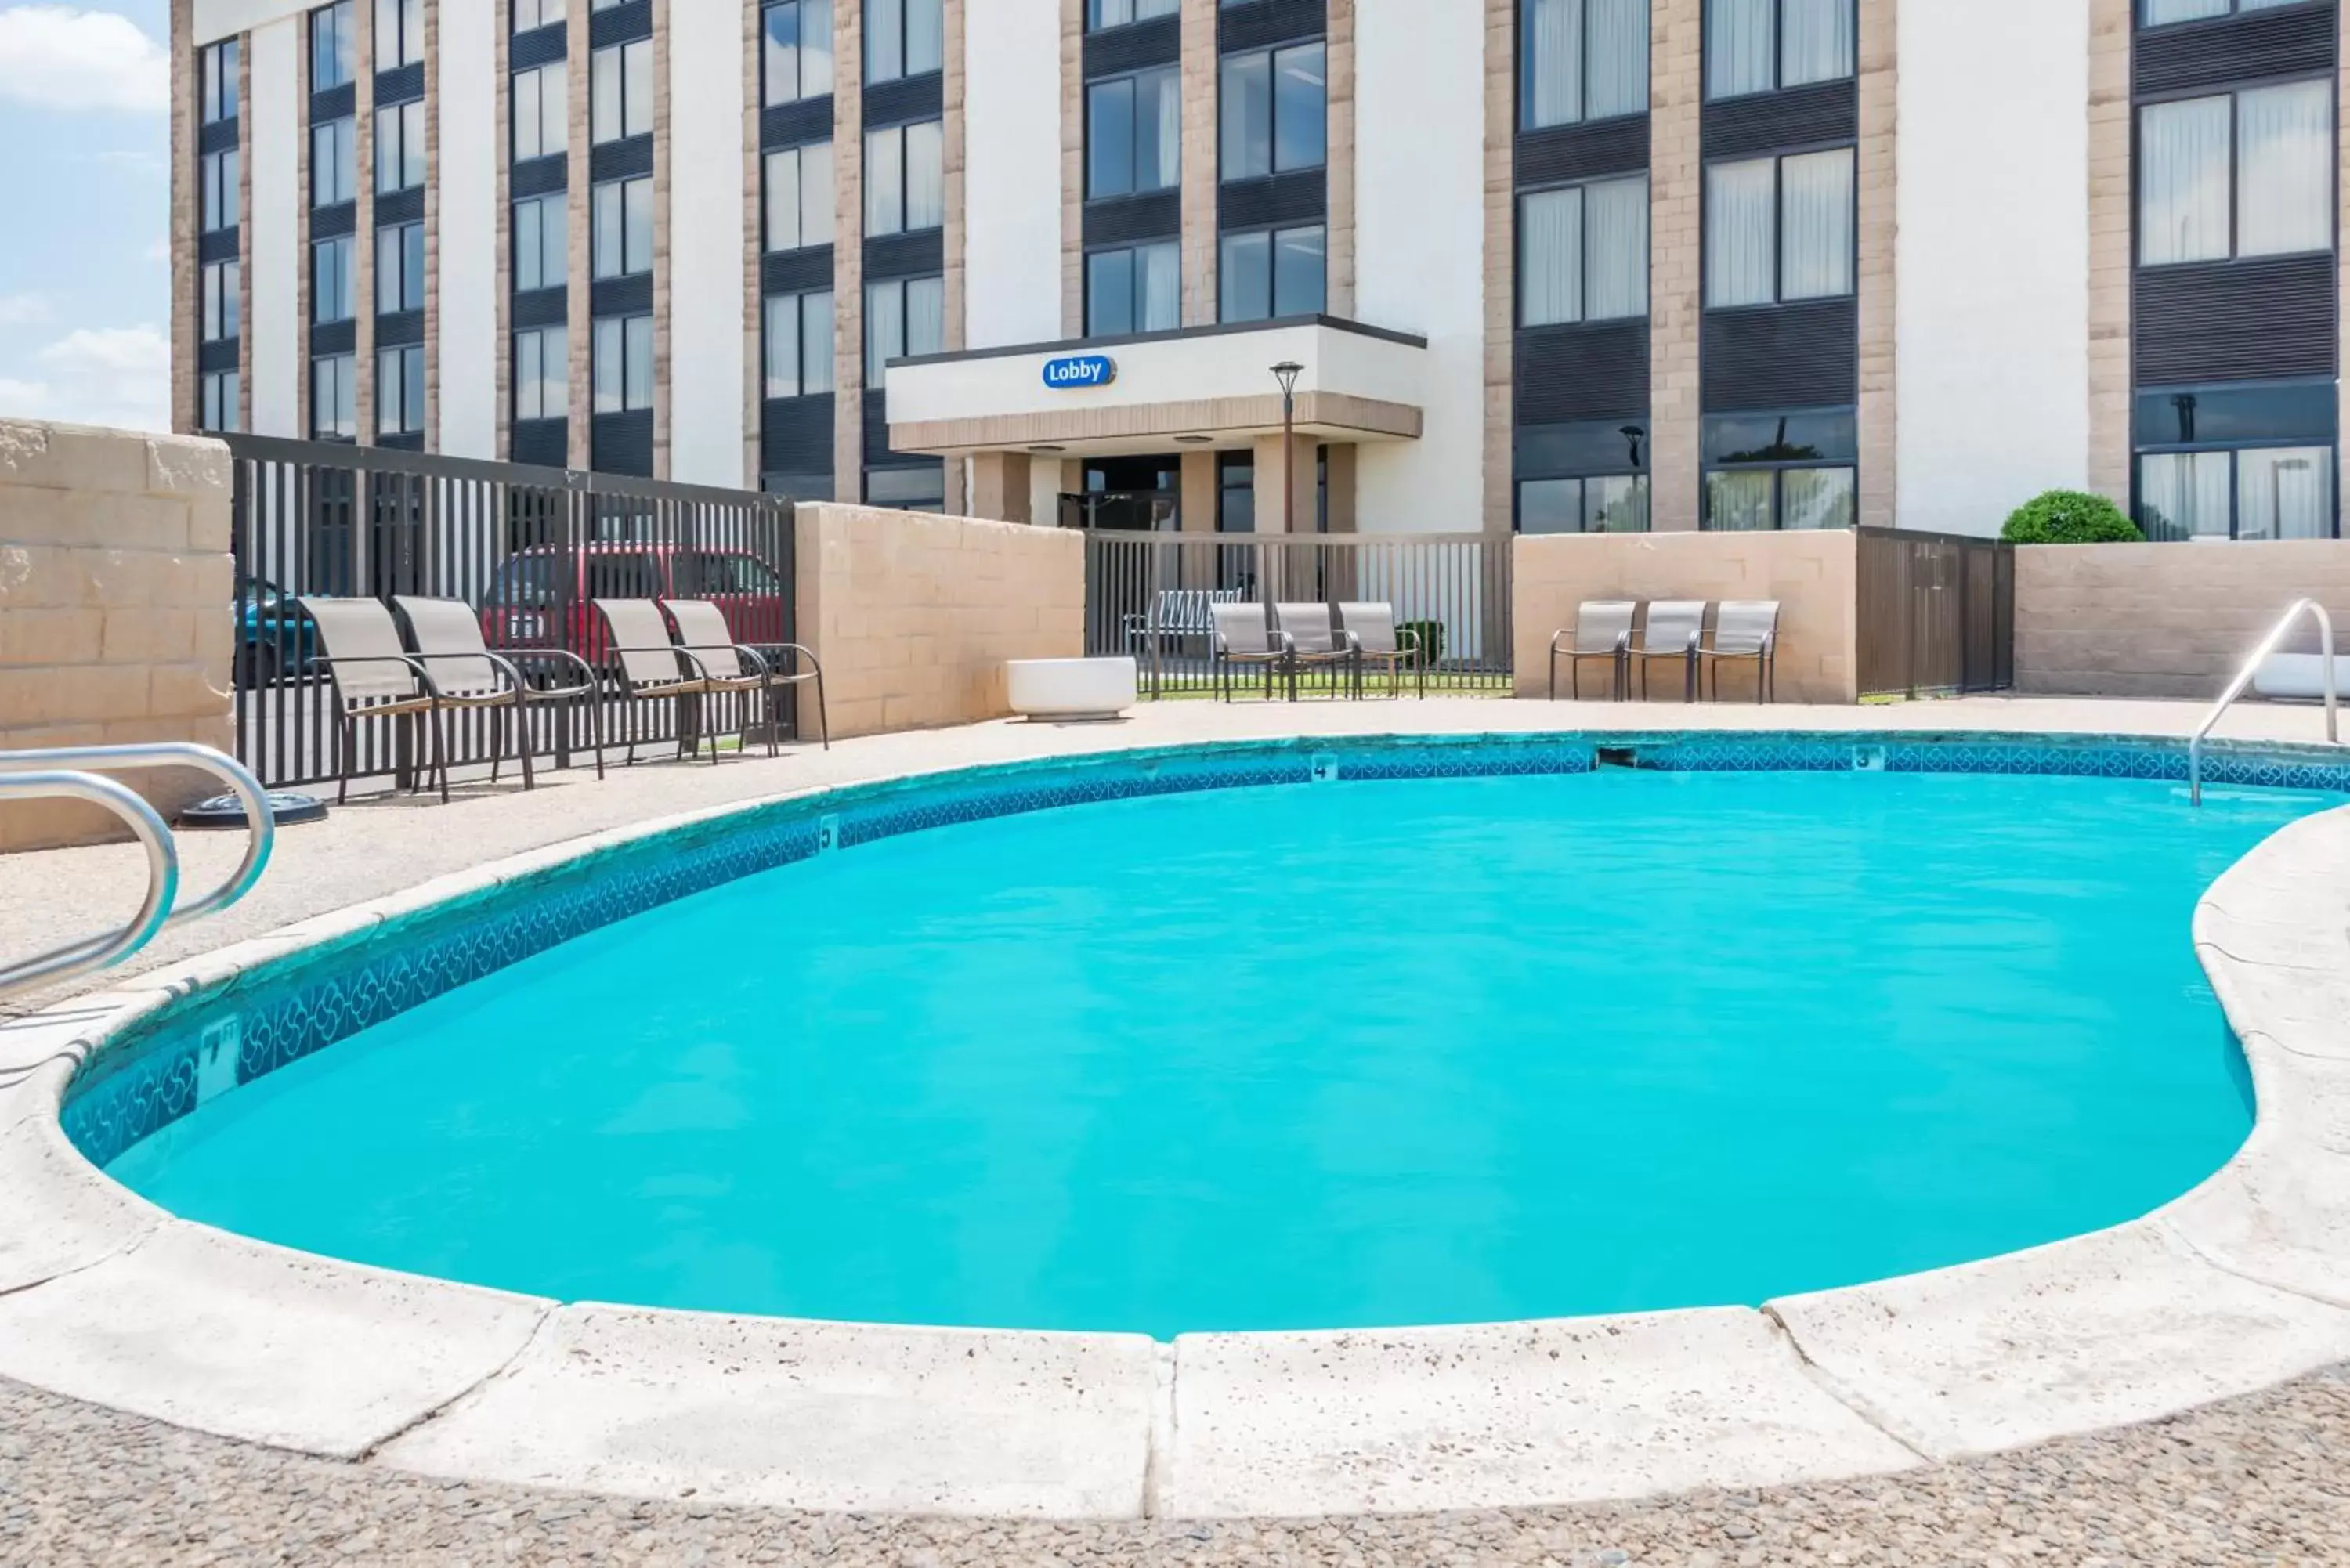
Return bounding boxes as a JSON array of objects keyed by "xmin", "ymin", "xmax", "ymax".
[{"xmin": 1270, "ymin": 360, "xmax": 1303, "ymax": 632}]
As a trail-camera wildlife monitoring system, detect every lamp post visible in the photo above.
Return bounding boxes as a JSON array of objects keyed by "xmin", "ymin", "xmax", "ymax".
[{"xmin": 1270, "ymin": 361, "xmax": 1303, "ymax": 632}]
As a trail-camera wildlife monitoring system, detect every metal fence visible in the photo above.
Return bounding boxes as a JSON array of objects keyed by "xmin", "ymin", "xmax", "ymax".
[
  {"xmin": 1856, "ymin": 527, "xmax": 2016, "ymax": 699},
  {"xmin": 226, "ymin": 435, "xmax": 797, "ymax": 790},
  {"xmin": 1081, "ymin": 530, "xmax": 1513, "ymax": 695}
]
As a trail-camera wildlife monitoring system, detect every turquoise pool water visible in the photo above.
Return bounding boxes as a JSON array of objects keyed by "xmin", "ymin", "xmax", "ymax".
[{"xmin": 108, "ymin": 768, "xmax": 2319, "ymax": 1337}]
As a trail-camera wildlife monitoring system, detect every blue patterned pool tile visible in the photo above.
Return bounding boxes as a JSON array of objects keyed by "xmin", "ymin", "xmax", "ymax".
[
  {"xmin": 61, "ymin": 1041, "xmax": 198, "ymax": 1168},
  {"xmin": 1638, "ymin": 736, "xmax": 1856, "ymax": 773}
]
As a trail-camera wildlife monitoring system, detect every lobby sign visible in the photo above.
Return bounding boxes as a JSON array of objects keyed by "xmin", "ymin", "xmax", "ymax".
[{"xmin": 1042, "ymin": 353, "xmax": 1117, "ymax": 391}]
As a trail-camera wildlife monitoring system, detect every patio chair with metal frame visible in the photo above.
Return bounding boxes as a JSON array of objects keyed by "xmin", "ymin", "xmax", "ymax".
[
  {"xmin": 1629, "ymin": 600, "xmax": 1708, "ymax": 703},
  {"xmin": 1275, "ymin": 604, "xmax": 1364, "ymax": 700},
  {"xmin": 1209, "ymin": 602, "xmax": 1295, "ymax": 702},
  {"xmin": 595, "ymin": 598, "xmax": 769, "ymax": 766},
  {"xmin": 661, "ymin": 596, "xmax": 830, "ymax": 753},
  {"xmin": 392, "ymin": 594, "xmax": 606, "ymax": 786},
  {"xmin": 1338, "ymin": 602, "xmax": 1426, "ymax": 699},
  {"xmin": 299, "ymin": 595, "xmax": 515, "ymax": 805},
  {"xmin": 1547, "ymin": 600, "xmax": 1638, "ymax": 700},
  {"xmin": 1697, "ymin": 599, "xmax": 1781, "ymax": 703}
]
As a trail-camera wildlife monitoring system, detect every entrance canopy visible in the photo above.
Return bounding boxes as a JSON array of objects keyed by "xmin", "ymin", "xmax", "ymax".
[{"xmin": 882, "ymin": 316, "xmax": 1427, "ymax": 459}]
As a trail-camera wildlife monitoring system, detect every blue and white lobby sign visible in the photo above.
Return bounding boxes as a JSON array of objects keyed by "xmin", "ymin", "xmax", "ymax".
[{"xmin": 1042, "ymin": 354, "xmax": 1117, "ymax": 391}]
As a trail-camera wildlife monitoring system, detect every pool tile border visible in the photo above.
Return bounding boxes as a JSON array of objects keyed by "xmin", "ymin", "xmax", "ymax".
[{"xmin": 3, "ymin": 726, "xmax": 2348, "ymax": 1516}]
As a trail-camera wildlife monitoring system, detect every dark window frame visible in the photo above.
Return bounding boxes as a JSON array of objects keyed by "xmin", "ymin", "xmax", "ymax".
[
  {"xmin": 2131, "ymin": 74, "xmax": 2340, "ymax": 272},
  {"xmin": 1698, "ymin": 135, "xmax": 1859, "ymax": 312},
  {"xmin": 1701, "ymin": 0, "xmax": 1857, "ymax": 104},
  {"xmin": 1517, "ymin": 0, "xmax": 1651, "ymax": 132}
]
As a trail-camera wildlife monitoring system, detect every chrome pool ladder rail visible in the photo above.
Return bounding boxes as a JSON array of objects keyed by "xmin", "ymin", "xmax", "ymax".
[
  {"xmin": 0, "ymin": 743, "xmax": 275, "ymax": 999},
  {"xmin": 2190, "ymin": 598, "xmax": 2339, "ymax": 807}
]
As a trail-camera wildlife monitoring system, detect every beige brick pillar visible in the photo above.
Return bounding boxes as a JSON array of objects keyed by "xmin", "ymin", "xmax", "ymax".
[
  {"xmin": 565, "ymin": 0, "xmax": 593, "ymax": 468},
  {"xmin": 1180, "ymin": 448, "xmax": 1217, "ymax": 533},
  {"xmin": 1480, "ymin": 0, "xmax": 1513, "ymax": 534},
  {"xmin": 1855, "ymin": 0, "xmax": 1896, "ymax": 529},
  {"xmin": 239, "ymin": 36, "xmax": 255, "ymax": 432},
  {"xmin": 1180, "ymin": 0, "xmax": 1220, "ymax": 327},
  {"xmin": 1649, "ymin": 0, "xmax": 1703, "ymax": 533},
  {"xmin": 651, "ymin": 0, "xmax": 673, "ymax": 476},
  {"xmin": 495, "ymin": 0, "xmax": 515, "ymax": 457},
  {"xmin": 170, "ymin": 0, "xmax": 197, "ymax": 435},
  {"xmin": 1061, "ymin": 0, "xmax": 1085, "ymax": 335},
  {"xmin": 1325, "ymin": 0, "xmax": 1355, "ymax": 319},
  {"xmin": 423, "ymin": 0, "xmax": 442, "ymax": 450},
  {"xmin": 2087, "ymin": 0, "xmax": 2134, "ymax": 508},
  {"xmin": 354, "ymin": 9, "xmax": 377, "ymax": 445},
  {"xmin": 740, "ymin": 0, "xmax": 765, "ymax": 485},
  {"xmin": 1253, "ymin": 432, "xmax": 1318, "ymax": 534},
  {"xmin": 833, "ymin": 0, "xmax": 866, "ymax": 500},
  {"xmin": 971, "ymin": 452, "xmax": 1033, "ymax": 523}
]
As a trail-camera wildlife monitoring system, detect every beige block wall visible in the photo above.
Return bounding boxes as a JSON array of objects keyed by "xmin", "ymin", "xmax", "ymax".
[
  {"xmin": 2016, "ymin": 541, "xmax": 2350, "ymax": 700},
  {"xmin": 793, "ymin": 503, "xmax": 1085, "ymax": 738},
  {"xmin": 1511, "ymin": 530, "xmax": 1860, "ymax": 704},
  {"xmin": 0, "ymin": 422, "xmax": 237, "ymax": 852}
]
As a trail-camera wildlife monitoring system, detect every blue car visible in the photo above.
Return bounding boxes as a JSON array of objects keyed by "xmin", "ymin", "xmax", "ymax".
[{"xmin": 237, "ymin": 577, "xmax": 316, "ymax": 685}]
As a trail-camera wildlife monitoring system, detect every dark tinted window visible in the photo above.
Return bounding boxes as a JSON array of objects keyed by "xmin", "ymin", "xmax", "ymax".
[
  {"xmin": 1701, "ymin": 408, "xmax": 1857, "ymax": 466},
  {"xmin": 2135, "ymin": 380, "xmax": 2338, "ymax": 449}
]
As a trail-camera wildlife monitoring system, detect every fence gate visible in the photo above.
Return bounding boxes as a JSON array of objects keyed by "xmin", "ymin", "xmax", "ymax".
[
  {"xmin": 226, "ymin": 435, "xmax": 797, "ymax": 790},
  {"xmin": 1082, "ymin": 530, "xmax": 1513, "ymax": 695},
  {"xmin": 1856, "ymin": 527, "xmax": 2016, "ymax": 699}
]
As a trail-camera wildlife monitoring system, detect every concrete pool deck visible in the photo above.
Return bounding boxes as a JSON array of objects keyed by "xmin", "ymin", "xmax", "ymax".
[{"xmin": 3, "ymin": 694, "xmax": 2350, "ymax": 1559}]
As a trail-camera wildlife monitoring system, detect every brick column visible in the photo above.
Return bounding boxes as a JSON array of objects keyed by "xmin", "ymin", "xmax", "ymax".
[
  {"xmin": 742, "ymin": 0, "xmax": 765, "ymax": 486},
  {"xmin": 424, "ymin": 0, "xmax": 442, "ymax": 450},
  {"xmin": 355, "ymin": 9, "xmax": 377, "ymax": 444},
  {"xmin": 971, "ymin": 451, "xmax": 1032, "ymax": 522},
  {"xmin": 1180, "ymin": 448, "xmax": 1217, "ymax": 533},
  {"xmin": 296, "ymin": 29, "xmax": 314, "ymax": 437},
  {"xmin": 1180, "ymin": 0, "xmax": 1220, "ymax": 327},
  {"xmin": 1252, "ymin": 432, "xmax": 1317, "ymax": 535},
  {"xmin": 169, "ymin": 0, "xmax": 198, "ymax": 435},
  {"xmin": 943, "ymin": 0, "xmax": 968, "ymax": 513},
  {"xmin": 1855, "ymin": 0, "xmax": 1896, "ymax": 529},
  {"xmin": 1325, "ymin": 0, "xmax": 1355, "ymax": 319},
  {"xmin": 1648, "ymin": 0, "xmax": 1704, "ymax": 533},
  {"xmin": 652, "ymin": 0, "xmax": 673, "ymax": 476},
  {"xmin": 238, "ymin": 34, "xmax": 255, "ymax": 432},
  {"xmin": 1480, "ymin": 0, "xmax": 1513, "ymax": 535},
  {"xmin": 833, "ymin": 0, "xmax": 866, "ymax": 501},
  {"xmin": 1061, "ymin": 0, "xmax": 1086, "ymax": 336},
  {"xmin": 494, "ymin": 0, "xmax": 514, "ymax": 457},
  {"xmin": 565, "ymin": 0, "xmax": 592, "ymax": 468},
  {"xmin": 2086, "ymin": 0, "xmax": 2133, "ymax": 508}
]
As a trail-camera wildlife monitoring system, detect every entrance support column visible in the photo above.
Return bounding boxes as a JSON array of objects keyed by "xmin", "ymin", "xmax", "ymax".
[
  {"xmin": 1251, "ymin": 432, "xmax": 1318, "ymax": 535},
  {"xmin": 970, "ymin": 451, "xmax": 1032, "ymax": 523}
]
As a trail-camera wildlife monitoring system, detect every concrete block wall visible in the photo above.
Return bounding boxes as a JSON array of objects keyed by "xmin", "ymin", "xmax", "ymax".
[
  {"xmin": 1511, "ymin": 531, "xmax": 1860, "ymax": 705},
  {"xmin": 2016, "ymin": 540, "xmax": 2350, "ymax": 700},
  {"xmin": 794, "ymin": 503, "xmax": 1085, "ymax": 738},
  {"xmin": 0, "ymin": 421, "xmax": 237, "ymax": 851}
]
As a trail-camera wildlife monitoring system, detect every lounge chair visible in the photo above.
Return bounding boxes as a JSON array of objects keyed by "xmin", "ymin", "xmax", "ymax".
[
  {"xmin": 595, "ymin": 598, "xmax": 777, "ymax": 765},
  {"xmin": 1629, "ymin": 600, "xmax": 1708, "ymax": 703},
  {"xmin": 661, "ymin": 597, "xmax": 829, "ymax": 752},
  {"xmin": 393, "ymin": 595, "xmax": 606, "ymax": 784},
  {"xmin": 1339, "ymin": 602, "xmax": 1426, "ymax": 699},
  {"xmin": 299, "ymin": 595, "xmax": 538, "ymax": 804},
  {"xmin": 1275, "ymin": 603, "xmax": 1363, "ymax": 700},
  {"xmin": 1548, "ymin": 600, "xmax": 1637, "ymax": 701},
  {"xmin": 1209, "ymin": 602, "xmax": 1293, "ymax": 702},
  {"xmin": 1698, "ymin": 599, "xmax": 1780, "ymax": 703}
]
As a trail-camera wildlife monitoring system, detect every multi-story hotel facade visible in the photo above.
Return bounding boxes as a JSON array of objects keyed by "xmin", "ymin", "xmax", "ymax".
[{"xmin": 172, "ymin": 0, "xmax": 2348, "ymax": 542}]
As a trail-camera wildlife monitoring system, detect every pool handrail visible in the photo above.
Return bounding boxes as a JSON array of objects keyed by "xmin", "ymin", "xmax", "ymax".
[
  {"xmin": 2190, "ymin": 598, "xmax": 2339, "ymax": 807},
  {"xmin": 0, "ymin": 771, "xmax": 179, "ymax": 1000}
]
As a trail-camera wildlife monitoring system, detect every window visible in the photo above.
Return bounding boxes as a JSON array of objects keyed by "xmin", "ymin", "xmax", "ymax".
[
  {"xmin": 2143, "ymin": 0, "xmax": 2317, "ymax": 23},
  {"xmin": 515, "ymin": 0, "xmax": 565, "ymax": 29},
  {"xmin": 1088, "ymin": 67, "xmax": 1180, "ymax": 198},
  {"xmin": 313, "ymin": 235, "xmax": 356, "ymax": 322},
  {"xmin": 512, "ymin": 63, "xmax": 567, "ymax": 159},
  {"xmin": 591, "ymin": 38, "xmax": 653, "ymax": 143},
  {"xmin": 865, "ymin": 118, "xmax": 944, "ymax": 236},
  {"xmin": 765, "ymin": 142, "xmax": 835, "ymax": 251},
  {"xmin": 514, "ymin": 326, "xmax": 568, "ymax": 420},
  {"xmin": 591, "ymin": 177, "xmax": 653, "ymax": 278},
  {"xmin": 202, "ymin": 261, "xmax": 241, "ymax": 342},
  {"xmin": 1521, "ymin": 0, "xmax": 1648, "ymax": 129},
  {"xmin": 1220, "ymin": 224, "xmax": 1325, "ymax": 321},
  {"xmin": 2140, "ymin": 447, "xmax": 2335, "ymax": 539},
  {"xmin": 514, "ymin": 193, "xmax": 566, "ymax": 290},
  {"xmin": 864, "ymin": 273, "xmax": 944, "ymax": 376},
  {"xmin": 1520, "ymin": 175, "xmax": 1649, "ymax": 324},
  {"xmin": 1217, "ymin": 451, "xmax": 1255, "ymax": 532},
  {"xmin": 1090, "ymin": 0, "xmax": 1177, "ymax": 26},
  {"xmin": 1704, "ymin": 147, "xmax": 1853, "ymax": 306},
  {"xmin": 202, "ymin": 40, "xmax": 240, "ymax": 124},
  {"xmin": 312, "ymin": 117, "xmax": 356, "ymax": 205},
  {"xmin": 374, "ymin": 0, "xmax": 423, "ymax": 68},
  {"xmin": 1701, "ymin": 410, "xmax": 1856, "ymax": 529},
  {"xmin": 201, "ymin": 370, "xmax": 240, "ymax": 433},
  {"xmin": 592, "ymin": 315, "xmax": 653, "ymax": 411},
  {"xmin": 1086, "ymin": 241, "xmax": 1180, "ymax": 335},
  {"xmin": 311, "ymin": 1, "xmax": 355, "ymax": 90},
  {"xmin": 375, "ymin": 99, "xmax": 426, "ymax": 193},
  {"xmin": 763, "ymin": 0, "xmax": 835, "ymax": 104},
  {"xmin": 1221, "ymin": 41, "xmax": 1325, "ymax": 179},
  {"xmin": 378, "ymin": 345, "xmax": 425, "ymax": 435},
  {"xmin": 762, "ymin": 290, "xmax": 837, "ymax": 397},
  {"xmin": 201, "ymin": 149, "xmax": 239, "ymax": 233},
  {"xmin": 1518, "ymin": 475, "xmax": 1652, "ymax": 533},
  {"xmin": 377, "ymin": 222, "xmax": 425, "ymax": 313},
  {"xmin": 2140, "ymin": 82, "xmax": 2333, "ymax": 266},
  {"xmin": 866, "ymin": 0, "xmax": 942, "ymax": 83},
  {"xmin": 312, "ymin": 352, "xmax": 358, "ymax": 439},
  {"xmin": 1705, "ymin": 0, "xmax": 1853, "ymax": 100},
  {"xmin": 867, "ymin": 464, "xmax": 945, "ymax": 511}
]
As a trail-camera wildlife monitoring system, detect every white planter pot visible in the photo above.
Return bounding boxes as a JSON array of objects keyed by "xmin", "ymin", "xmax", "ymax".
[
  {"xmin": 2254, "ymin": 652, "xmax": 2350, "ymax": 702},
  {"xmin": 1005, "ymin": 657, "xmax": 1138, "ymax": 721}
]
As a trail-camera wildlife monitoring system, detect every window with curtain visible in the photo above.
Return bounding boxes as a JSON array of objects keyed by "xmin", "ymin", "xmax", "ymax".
[
  {"xmin": 2140, "ymin": 447, "xmax": 2334, "ymax": 538},
  {"xmin": 1089, "ymin": 67, "xmax": 1181, "ymax": 198},
  {"xmin": 514, "ymin": 193, "xmax": 565, "ymax": 290},
  {"xmin": 866, "ymin": 274, "xmax": 944, "ymax": 376},
  {"xmin": 202, "ymin": 261, "xmax": 240, "ymax": 342},
  {"xmin": 866, "ymin": 119, "xmax": 944, "ymax": 236},
  {"xmin": 1703, "ymin": 468, "xmax": 1853, "ymax": 529},
  {"xmin": 377, "ymin": 345, "xmax": 425, "ymax": 436},
  {"xmin": 2141, "ymin": 82, "xmax": 2333, "ymax": 265},
  {"xmin": 591, "ymin": 177, "xmax": 653, "ymax": 278},
  {"xmin": 312, "ymin": 352, "xmax": 357, "ymax": 439},
  {"xmin": 763, "ymin": 290, "xmax": 836, "ymax": 398},
  {"xmin": 375, "ymin": 99, "xmax": 426, "ymax": 193},
  {"xmin": 2143, "ymin": 0, "xmax": 2316, "ymax": 24},
  {"xmin": 312, "ymin": 117, "xmax": 356, "ymax": 206},
  {"xmin": 310, "ymin": 2, "xmax": 354, "ymax": 91},
  {"xmin": 1086, "ymin": 241, "xmax": 1181, "ymax": 335},
  {"xmin": 1090, "ymin": 0, "xmax": 1178, "ymax": 27},
  {"xmin": 515, "ymin": 0, "xmax": 565, "ymax": 30},
  {"xmin": 591, "ymin": 38, "xmax": 653, "ymax": 144},
  {"xmin": 1221, "ymin": 41, "xmax": 1325, "ymax": 180},
  {"xmin": 1705, "ymin": 0, "xmax": 1853, "ymax": 100},
  {"xmin": 1705, "ymin": 148, "xmax": 1852, "ymax": 305},
  {"xmin": 376, "ymin": 222, "xmax": 424, "ymax": 313},
  {"xmin": 1220, "ymin": 225, "xmax": 1325, "ymax": 321},
  {"xmin": 765, "ymin": 143, "xmax": 835, "ymax": 251},
  {"xmin": 1518, "ymin": 475, "xmax": 1652, "ymax": 533},
  {"xmin": 513, "ymin": 326, "xmax": 567, "ymax": 420},
  {"xmin": 374, "ymin": 0, "xmax": 423, "ymax": 68},
  {"xmin": 592, "ymin": 314, "xmax": 653, "ymax": 412},
  {"xmin": 764, "ymin": 0, "xmax": 835, "ymax": 104},
  {"xmin": 866, "ymin": 0, "xmax": 943, "ymax": 83},
  {"xmin": 1520, "ymin": 174, "xmax": 1649, "ymax": 326},
  {"xmin": 1522, "ymin": 0, "xmax": 1649, "ymax": 129},
  {"xmin": 512, "ymin": 63, "xmax": 566, "ymax": 160},
  {"xmin": 202, "ymin": 41, "xmax": 239, "ymax": 124}
]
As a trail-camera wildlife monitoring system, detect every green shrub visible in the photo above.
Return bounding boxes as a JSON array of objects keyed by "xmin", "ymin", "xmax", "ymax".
[
  {"xmin": 2000, "ymin": 490, "xmax": 2144, "ymax": 544},
  {"xmin": 1397, "ymin": 620, "xmax": 1446, "ymax": 667}
]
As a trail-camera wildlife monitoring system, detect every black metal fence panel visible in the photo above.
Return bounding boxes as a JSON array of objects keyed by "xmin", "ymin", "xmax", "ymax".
[
  {"xmin": 1855, "ymin": 527, "xmax": 2015, "ymax": 699},
  {"xmin": 226, "ymin": 435, "xmax": 797, "ymax": 790},
  {"xmin": 1081, "ymin": 530, "xmax": 1513, "ymax": 695}
]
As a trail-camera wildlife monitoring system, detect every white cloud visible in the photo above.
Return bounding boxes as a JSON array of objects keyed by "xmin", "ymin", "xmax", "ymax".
[
  {"xmin": 0, "ymin": 323, "xmax": 171, "ymax": 432},
  {"xmin": 0, "ymin": 294, "xmax": 51, "ymax": 327},
  {"xmin": 0, "ymin": 6, "xmax": 168, "ymax": 113}
]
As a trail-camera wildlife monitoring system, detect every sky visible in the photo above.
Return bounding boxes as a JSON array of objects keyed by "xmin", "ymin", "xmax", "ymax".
[{"xmin": 0, "ymin": 2, "xmax": 173, "ymax": 432}]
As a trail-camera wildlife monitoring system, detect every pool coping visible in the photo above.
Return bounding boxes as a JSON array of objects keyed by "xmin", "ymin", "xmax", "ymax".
[{"xmin": 2, "ymin": 727, "xmax": 2348, "ymax": 1519}]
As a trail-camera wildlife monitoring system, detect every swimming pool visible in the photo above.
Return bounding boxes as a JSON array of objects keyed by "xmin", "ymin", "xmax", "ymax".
[{"xmin": 75, "ymin": 735, "xmax": 2338, "ymax": 1339}]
